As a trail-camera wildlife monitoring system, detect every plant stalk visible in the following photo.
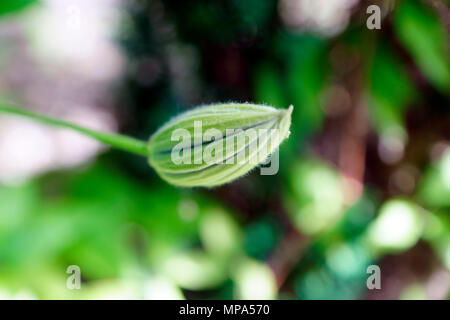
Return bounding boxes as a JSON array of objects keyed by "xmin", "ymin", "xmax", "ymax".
[{"xmin": 0, "ymin": 105, "xmax": 148, "ymax": 156}]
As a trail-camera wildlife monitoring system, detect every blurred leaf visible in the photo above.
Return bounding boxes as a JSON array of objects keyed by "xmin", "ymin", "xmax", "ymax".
[
  {"xmin": 161, "ymin": 250, "xmax": 227, "ymax": 290},
  {"xmin": 285, "ymin": 158, "xmax": 344, "ymax": 235},
  {"xmin": 137, "ymin": 190, "xmax": 199, "ymax": 247},
  {"xmin": 294, "ymin": 267, "xmax": 337, "ymax": 300},
  {"xmin": 325, "ymin": 241, "xmax": 371, "ymax": 280},
  {"xmin": 366, "ymin": 199, "xmax": 425, "ymax": 253},
  {"xmin": 338, "ymin": 193, "xmax": 377, "ymax": 238},
  {"xmin": 0, "ymin": 213, "xmax": 79, "ymax": 269},
  {"xmin": 0, "ymin": 0, "xmax": 36, "ymax": 17},
  {"xmin": 431, "ymin": 234, "xmax": 450, "ymax": 270},
  {"xmin": 82, "ymin": 280, "xmax": 140, "ymax": 300},
  {"xmin": 369, "ymin": 44, "xmax": 416, "ymax": 132},
  {"xmin": 68, "ymin": 164, "xmax": 137, "ymax": 205},
  {"xmin": 277, "ymin": 33, "xmax": 328, "ymax": 140},
  {"xmin": 244, "ymin": 217, "xmax": 280, "ymax": 260},
  {"xmin": 253, "ymin": 62, "xmax": 287, "ymax": 109},
  {"xmin": 232, "ymin": 257, "xmax": 276, "ymax": 299},
  {"xmin": 418, "ymin": 150, "xmax": 450, "ymax": 208},
  {"xmin": 423, "ymin": 211, "xmax": 450, "ymax": 269},
  {"xmin": 199, "ymin": 207, "xmax": 242, "ymax": 258},
  {"xmin": 400, "ymin": 284, "xmax": 428, "ymax": 300},
  {"xmin": 0, "ymin": 182, "xmax": 38, "ymax": 232},
  {"xmin": 294, "ymin": 263, "xmax": 367, "ymax": 300},
  {"xmin": 394, "ymin": 0, "xmax": 450, "ymax": 92}
]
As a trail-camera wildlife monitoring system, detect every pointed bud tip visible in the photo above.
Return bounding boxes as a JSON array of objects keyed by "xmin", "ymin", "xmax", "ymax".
[{"xmin": 280, "ymin": 105, "xmax": 294, "ymax": 118}]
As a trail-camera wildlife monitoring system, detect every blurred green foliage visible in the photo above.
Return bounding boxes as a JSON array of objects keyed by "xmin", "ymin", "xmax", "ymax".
[
  {"xmin": 0, "ymin": 0, "xmax": 36, "ymax": 17},
  {"xmin": 394, "ymin": 0, "xmax": 450, "ymax": 92},
  {"xmin": 0, "ymin": 0, "xmax": 449, "ymax": 299}
]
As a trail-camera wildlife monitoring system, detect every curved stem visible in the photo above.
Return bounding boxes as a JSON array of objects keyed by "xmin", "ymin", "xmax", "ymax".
[{"xmin": 0, "ymin": 105, "xmax": 148, "ymax": 157}]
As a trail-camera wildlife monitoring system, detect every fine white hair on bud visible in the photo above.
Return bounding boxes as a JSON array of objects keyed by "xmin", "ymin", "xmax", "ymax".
[{"xmin": 148, "ymin": 103, "xmax": 293, "ymax": 187}]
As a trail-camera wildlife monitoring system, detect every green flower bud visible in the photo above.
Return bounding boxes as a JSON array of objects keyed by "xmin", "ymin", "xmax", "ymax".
[
  {"xmin": 0, "ymin": 103, "xmax": 292, "ymax": 188},
  {"xmin": 148, "ymin": 103, "xmax": 293, "ymax": 187}
]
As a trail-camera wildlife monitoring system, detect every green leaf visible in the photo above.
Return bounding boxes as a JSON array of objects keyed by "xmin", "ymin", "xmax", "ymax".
[
  {"xmin": 254, "ymin": 62, "xmax": 286, "ymax": 109},
  {"xmin": 394, "ymin": 0, "xmax": 450, "ymax": 92},
  {"xmin": 161, "ymin": 250, "xmax": 228, "ymax": 290},
  {"xmin": 368, "ymin": 44, "xmax": 416, "ymax": 132},
  {"xmin": 285, "ymin": 158, "xmax": 344, "ymax": 235},
  {"xmin": 0, "ymin": 0, "xmax": 36, "ymax": 17},
  {"xmin": 418, "ymin": 150, "xmax": 450, "ymax": 208},
  {"xmin": 367, "ymin": 199, "xmax": 424, "ymax": 253},
  {"xmin": 277, "ymin": 33, "xmax": 327, "ymax": 140}
]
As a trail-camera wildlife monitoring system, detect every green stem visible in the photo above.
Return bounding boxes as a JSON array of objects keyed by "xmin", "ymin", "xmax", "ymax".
[{"xmin": 0, "ymin": 105, "xmax": 148, "ymax": 157}]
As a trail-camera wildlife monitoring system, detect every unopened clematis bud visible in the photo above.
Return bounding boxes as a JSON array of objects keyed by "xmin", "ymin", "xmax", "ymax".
[
  {"xmin": 148, "ymin": 103, "xmax": 293, "ymax": 187},
  {"xmin": 0, "ymin": 103, "xmax": 292, "ymax": 188}
]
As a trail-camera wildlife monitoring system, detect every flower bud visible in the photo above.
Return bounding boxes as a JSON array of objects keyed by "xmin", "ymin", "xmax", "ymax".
[{"xmin": 148, "ymin": 103, "xmax": 293, "ymax": 187}]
